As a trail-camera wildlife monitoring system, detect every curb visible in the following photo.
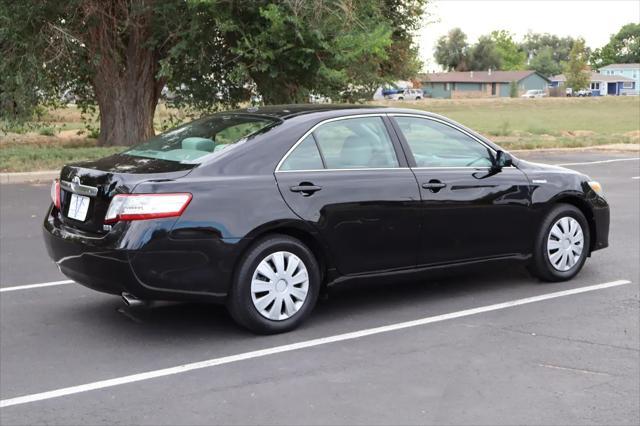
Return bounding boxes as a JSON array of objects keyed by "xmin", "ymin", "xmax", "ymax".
[
  {"xmin": 510, "ymin": 143, "xmax": 640, "ymax": 154},
  {"xmin": 0, "ymin": 171, "xmax": 59, "ymax": 185}
]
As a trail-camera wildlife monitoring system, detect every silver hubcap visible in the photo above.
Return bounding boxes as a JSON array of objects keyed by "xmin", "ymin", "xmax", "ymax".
[
  {"xmin": 250, "ymin": 251, "xmax": 309, "ymax": 321},
  {"xmin": 547, "ymin": 217, "xmax": 584, "ymax": 272}
]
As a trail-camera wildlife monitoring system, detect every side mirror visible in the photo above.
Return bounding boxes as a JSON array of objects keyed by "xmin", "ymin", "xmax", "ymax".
[{"xmin": 493, "ymin": 150, "xmax": 513, "ymax": 170}]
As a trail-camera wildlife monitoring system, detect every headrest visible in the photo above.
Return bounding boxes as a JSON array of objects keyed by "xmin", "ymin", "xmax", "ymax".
[
  {"xmin": 181, "ymin": 137, "xmax": 215, "ymax": 152},
  {"xmin": 340, "ymin": 135, "xmax": 372, "ymax": 167}
]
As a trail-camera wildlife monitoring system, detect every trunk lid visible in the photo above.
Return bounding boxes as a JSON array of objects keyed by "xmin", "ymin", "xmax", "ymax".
[{"xmin": 58, "ymin": 153, "xmax": 195, "ymax": 234}]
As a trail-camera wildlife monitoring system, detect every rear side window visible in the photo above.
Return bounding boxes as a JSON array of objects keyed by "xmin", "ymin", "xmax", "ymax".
[
  {"xmin": 123, "ymin": 114, "xmax": 278, "ymax": 163},
  {"xmin": 395, "ymin": 117, "xmax": 493, "ymax": 168},
  {"xmin": 278, "ymin": 116, "xmax": 399, "ymax": 171},
  {"xmin": 279, "ymin": 135, "xmax": 324, "ymax": 171},
  {"xmin": 313, "ymin": 117, "xmax": 398, "ymax": 169}
]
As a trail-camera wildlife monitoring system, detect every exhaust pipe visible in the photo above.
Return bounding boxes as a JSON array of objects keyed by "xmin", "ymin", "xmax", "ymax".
[{"xmin": 121, "ymin": 292, "xmax": 145, "ymax": 308}]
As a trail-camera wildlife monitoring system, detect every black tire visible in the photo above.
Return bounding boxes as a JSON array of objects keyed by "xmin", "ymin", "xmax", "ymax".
[
  {"xmin": 528, "ymin": 204, "xmax": 590, "ymax": 282},
  {"xmin": 226, "ymin": 234, "xmax": 320, "ymax": 334}
]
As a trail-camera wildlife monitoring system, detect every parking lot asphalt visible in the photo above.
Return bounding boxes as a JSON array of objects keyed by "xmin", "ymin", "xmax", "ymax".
[{"xmin": 0, "ymin": 151, "xmax": 638, "ymax": 425}]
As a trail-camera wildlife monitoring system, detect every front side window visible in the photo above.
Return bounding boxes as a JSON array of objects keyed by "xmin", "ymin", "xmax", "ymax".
[
  {"xmin": 123, "ymin": 114, "xmax": 278, "ymax": 163},
  {"xmin": 394, "ymin": 117, "xmax": 493, "ymax": 168}
]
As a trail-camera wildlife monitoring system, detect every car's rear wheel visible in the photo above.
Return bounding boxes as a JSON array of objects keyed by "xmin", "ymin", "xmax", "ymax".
[
  {"xmin": 227, "ymin": 235, "xmax": 320, "ymax": 334},
  {"xmin": 528, "ymin": 204, "xmax": 590, "ymax": 282}
]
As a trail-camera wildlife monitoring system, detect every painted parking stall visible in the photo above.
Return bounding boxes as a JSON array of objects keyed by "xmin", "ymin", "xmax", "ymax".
[{"xmin": 0, "ymin": 152, "xmax": 638, "ymax": 425}]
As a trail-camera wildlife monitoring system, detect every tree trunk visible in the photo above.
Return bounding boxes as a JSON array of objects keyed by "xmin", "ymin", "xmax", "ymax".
[
  {"xmin": 93, "ymin": 49, "xmax": 163, "ymax": 147},
  {"xmin": 84, "ymin": 0, "xmax": 164, "ymax": 147}
]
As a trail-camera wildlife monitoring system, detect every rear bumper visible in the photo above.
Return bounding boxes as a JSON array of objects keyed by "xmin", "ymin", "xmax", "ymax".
[{"xmin": 43, "ymin": 206, "xmax": 245, "ymax": 302}]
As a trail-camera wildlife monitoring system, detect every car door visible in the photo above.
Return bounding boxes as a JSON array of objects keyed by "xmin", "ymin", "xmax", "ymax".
[
  {"xmin": 275, "ymin": 115, "xmax": 421, "ymax": 275},
  {"xmin": 390, "ymin": 114, "xmax": 533, "ymax": 266}
]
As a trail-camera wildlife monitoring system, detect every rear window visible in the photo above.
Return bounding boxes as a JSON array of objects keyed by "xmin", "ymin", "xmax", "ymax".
[{"xmin": 123, "ymin": 114, "xmax": 278, "ymax": 163}]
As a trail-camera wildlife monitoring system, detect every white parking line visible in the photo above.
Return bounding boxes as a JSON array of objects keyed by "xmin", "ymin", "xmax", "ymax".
[
  {"xmin": 0, "ymin": 280, "xmax": 74, "ymax": 293},
  {"xmin": 0, "ymin": 279, "xmax": 632, "ymax": 409},
  {"xmin": 557, "ymin": 158, "xmax": 640, "ymax": 166}
]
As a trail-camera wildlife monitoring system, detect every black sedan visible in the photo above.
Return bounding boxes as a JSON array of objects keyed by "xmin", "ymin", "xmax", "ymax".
[{"xmin": 43, "ymin": 105, "xmax": 609, "ymax": 334}]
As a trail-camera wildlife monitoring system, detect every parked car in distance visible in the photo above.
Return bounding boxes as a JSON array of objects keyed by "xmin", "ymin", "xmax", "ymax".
[
  {"xmin": 385, "ymin": 89, "xmax": 423, "ymax": 101},
  {"xmin": 44, "ymin": 105, "xmax": 610, "ymax": 334},
  {"xmin": 521, "ymin": 89, "xmax": 547, "ymax": 98},
  {"xmin": 565, "ymin": 88, "xmax": 591, "ymax": 97},
  {"xmin": 309, "ymin": 94, "xmax": 332, "ymax": 104}
]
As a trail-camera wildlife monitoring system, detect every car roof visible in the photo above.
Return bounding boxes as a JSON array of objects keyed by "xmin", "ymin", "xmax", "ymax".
[
  {"xmin": 228, "ymin": 103, "xmax": 454, "ymax": 122},
  {"xmin": 230, "ymin": 104, "xmax": 386, "ymax": 119}
]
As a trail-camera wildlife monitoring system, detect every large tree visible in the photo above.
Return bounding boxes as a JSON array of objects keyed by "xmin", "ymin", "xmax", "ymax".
[
  {"xmin": 521, "ymin": 32, "xmax": 576, "ymax": 76},
  {"xmin": 434, "ymin": 28, "xmax": 469, "ymax": 71},
  {"xmin": 564, "ymin": 38, "xmax": 590, "ymax": 90},
  {"xmin": 521, "ymin": 32, "xmax": 575, "ymax": 63},
  {"xmin": 214, "ymin": 1, "xmax": 390, "ymax": 104},
  {"xmin": 1, "ymin": 0, "xmax": 429, "ymax": 145},
  {"xmin": 528, "ymin": 46, "xmax": 563, "ymax": 77},
  {"xmin": 0, "ymin": 0, "xmax": 240, "ymax": 146},
  {"xmin": 590, "ymin": 23, "xmax": 640, "ymax": 68},
  {"xmin": 490, "ymin": 30, "xmax": 526, "ymax": 70},
  {"xmin": 468, "ymin": 35, "xmax": 501, "ymax": 71}
]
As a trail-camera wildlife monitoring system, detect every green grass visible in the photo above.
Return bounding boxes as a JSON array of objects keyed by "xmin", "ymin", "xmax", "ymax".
[
  {"xmin": 384, "ymin": 96, "xmax": 640, "ymax": 150},
  {"xmin": 0, "ymin": 138, "xmax": 124, "ymax": 172},
  {"xmin": 401, "ymin": 96, "xmax": 640, "ymax": 134},
  {"xmin": 1, "ymin": 97, "xmax": 639, "ymax": 172},
  {"xmin": 37, "ymin": 126, "xmax": 58, "ymax": 136}
]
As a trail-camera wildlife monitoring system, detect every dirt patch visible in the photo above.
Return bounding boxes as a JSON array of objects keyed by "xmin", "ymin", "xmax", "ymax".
[
  {"xmin": 561, "ymin": 130, "xmax": 596, "ymax": 138},
  {"xmin": 57, "ymin": 129, "xmax": 86, "ymax": 139},
  {"xmin": 0, "ymin": 132, "xmax": 95, "ymax": 147},
  {"xmin": 512, "ymin": 143, "xmax": 640, "ymax": 153},
  {"xmin": 624, "ymin": 130, "xmax": 640, "ymax": 142}
]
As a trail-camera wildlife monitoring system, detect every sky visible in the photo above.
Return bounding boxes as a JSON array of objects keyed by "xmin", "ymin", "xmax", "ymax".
[{"xmin": 417, "ymin": 0, "xmax": 640, "ymax": 71}]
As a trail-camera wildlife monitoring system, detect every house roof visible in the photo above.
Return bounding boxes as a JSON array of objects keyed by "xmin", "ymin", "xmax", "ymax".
[
  {"xmin": 598, "ymin": 63, "xmax": 640, "ymax": 70},
  {"xmin": 419, "ymin": 70, "xmax": 548, "ymax": 83},
  {"xmin": 551, "ymin": 72, "xmax": 635, "ymax": 83}
]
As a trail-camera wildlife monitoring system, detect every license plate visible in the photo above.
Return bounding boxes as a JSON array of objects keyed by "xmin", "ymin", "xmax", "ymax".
[{"xmin": 67, "ymin": 193, "xmax": 90, "ymax": 221}]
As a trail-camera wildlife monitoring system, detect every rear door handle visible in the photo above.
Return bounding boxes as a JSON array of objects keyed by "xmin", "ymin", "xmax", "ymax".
[
  {"xmin": 290, "ymin": 184, "xmax": 322, "ymax": 196},
  {"xmin": 422, "ymin": 180, "xmax": 446, "ymax": 192}
]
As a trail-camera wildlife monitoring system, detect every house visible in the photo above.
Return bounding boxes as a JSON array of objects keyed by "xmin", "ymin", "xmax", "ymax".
[
  {"xmin": 418, "ymin": 70, "xmax": 550, "ymax": 99},
  {"xmin": 598, "ymin": 63, "xmax": 639, "ymax": 92},
  {"xmin": 549, "ymin": 72, "xmax": 636, "ymax": 96}
]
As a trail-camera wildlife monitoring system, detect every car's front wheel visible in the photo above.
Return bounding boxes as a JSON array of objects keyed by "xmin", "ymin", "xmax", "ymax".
[
  {"xmin": 227, "ymin": 235, "xmax": 320, "ymax": 334},
  {"xmin": 529, "ymin": 204, "xmax": 590, "ymax": 282}
]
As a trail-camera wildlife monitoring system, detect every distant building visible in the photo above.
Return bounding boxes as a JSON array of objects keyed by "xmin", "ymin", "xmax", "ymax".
[
  {"xmin": 418, "ymin": 70, "xmax": 550, "ymax": 99},
  {"xmin": 550, "ymin": 72, "xmax": 636, "ymax": 96},
  {"xmin": 598, "ymin": 63, "xmax": 640, "ymax": 91}
]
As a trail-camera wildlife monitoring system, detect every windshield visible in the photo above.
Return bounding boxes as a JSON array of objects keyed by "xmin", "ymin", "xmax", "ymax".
[{"xmin": 123, "ymin": 114, "xmax": 278, "ymax": 163}]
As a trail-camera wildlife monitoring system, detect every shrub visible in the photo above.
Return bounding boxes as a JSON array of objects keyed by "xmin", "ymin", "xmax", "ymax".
[
  {"xmin": 509, "ymin": 80, "xmax": 518, "ymax": 98},
  {"xmin": 490, "ymin": 120, "xmax": 511, "ymax": 136},
  {"xmin": 38, "ymin": 126, "xmax": 57, "ymax": 136}
]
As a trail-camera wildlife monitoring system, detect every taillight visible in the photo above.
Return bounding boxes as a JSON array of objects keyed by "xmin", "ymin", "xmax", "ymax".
[
  {"xmin": 50, "ymin": 179, "xmax": 61, "ymax": 209},
  {"xmin": 104, "ymin": 193, "xmax": 192, "ymax": 224}
]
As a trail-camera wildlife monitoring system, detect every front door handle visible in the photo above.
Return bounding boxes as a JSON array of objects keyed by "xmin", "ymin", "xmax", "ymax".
[
  {"xmin": 422, "ymin": 180, "xmax": 446, "ymax": 192},
  {"xmin": 290, "ymin": 183, "xmax": 322, "ymax": 196}
]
